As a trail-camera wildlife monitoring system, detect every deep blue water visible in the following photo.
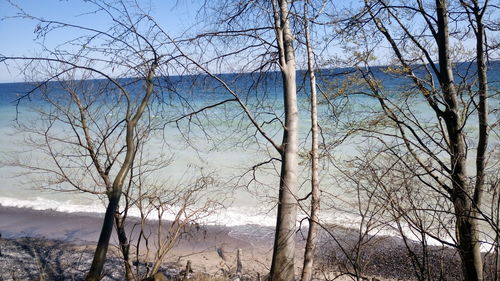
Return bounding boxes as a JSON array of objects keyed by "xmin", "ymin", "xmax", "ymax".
[
  {"xmin": 0, "ymin": 62, "xmax": 498, "ymax": 134},
  {"xmin": 1, "ymin": 61, "xmax": 498, "ymax": 106}
]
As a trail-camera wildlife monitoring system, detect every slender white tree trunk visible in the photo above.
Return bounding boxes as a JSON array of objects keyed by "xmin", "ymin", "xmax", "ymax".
[{"xmin": 301, "ymin": 2, "xmax": 320, "ymax": 281}]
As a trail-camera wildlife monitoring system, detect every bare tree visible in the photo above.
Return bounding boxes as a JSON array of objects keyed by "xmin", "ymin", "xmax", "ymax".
[
  {"xmin": 268, "ymin": 2, "xmax": 300, "ymax": 280},
  {"xmin": 332, "ymin": 0, "xmax": 499, "ymax": 280},
  {"xmin": 118, "ymin": 166, "xmax": 221, "ymax": 280},
  {"xmin": 161, "ymin": 1, "xmax": 302, "ymax": 279},
  {"xmin": 0, "ymin": 1, "xmax": 184, "ymax": 279}
]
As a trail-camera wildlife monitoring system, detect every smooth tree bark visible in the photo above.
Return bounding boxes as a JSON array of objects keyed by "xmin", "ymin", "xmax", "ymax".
[
  {"xmin": 269, "ymin": 1, "xmax": 299, "ymax": 281},
  {"xmin": 300, "ymin": 2, "xmax": 321, "ymax": 281},
  {"xmin": 170, "ymin": 16, "xmax": 300, "ymax": 278},
  {"xmin": 469, "ymin": 0, "xmax": 489, "ymax": 211}
]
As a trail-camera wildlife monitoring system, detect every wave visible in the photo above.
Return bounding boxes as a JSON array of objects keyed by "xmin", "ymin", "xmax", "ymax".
[
  {"xmin": 0, "ymin": 196, "xmax": 106, "ymax": 214},
  {"xmin": 1, "ymin": 195, "xmax": 494, "ymax": 252},
  {"xmin": 0, "ymin": 196, "xmax": 276, "ymax": 227}
]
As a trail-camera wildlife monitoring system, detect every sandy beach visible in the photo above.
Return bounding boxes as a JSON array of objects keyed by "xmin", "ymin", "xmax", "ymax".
[
  {"xmin": 2, "ymin": 205, "xmax": 494, "ymax": 281},
  {"xmin": 0, "ymin": 205, "xmax": 277, "ymax": 280}
]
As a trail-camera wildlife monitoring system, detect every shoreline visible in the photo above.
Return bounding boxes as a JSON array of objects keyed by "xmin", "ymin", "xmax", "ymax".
[
  {"xmin": 0, "ymin": 205, "xmax": 277, "ymax": 278},
  {"xmin": 0, "ymin": 205, "xmax": 483, "ymax": 281},
  {"xmin": 0, "ymin": 204, "xmax": 275, "ymax": 250}
]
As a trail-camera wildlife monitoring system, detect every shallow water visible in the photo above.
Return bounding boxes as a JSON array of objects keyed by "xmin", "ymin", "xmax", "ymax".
[{"xmin": 0, "ymin": 64, "xmax": 498, "ymax": 235}]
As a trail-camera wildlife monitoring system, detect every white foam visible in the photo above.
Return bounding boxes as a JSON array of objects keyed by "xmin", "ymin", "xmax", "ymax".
[
  {"xmin": 0, "ymin": 196, "xmax": 106, "ymax": 214},
  {"xmin": 207, "ymin": 206, "xmax": 276, "ymax": 227},
  {"xmin": 0, "ymin": 195, "xmax": 276, "ymax": 227}
]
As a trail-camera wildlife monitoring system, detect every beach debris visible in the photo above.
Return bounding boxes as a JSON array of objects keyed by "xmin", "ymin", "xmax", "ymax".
[
  {"xmin": 180, "ymin": 260, "xmax": 193, "ymax": 280},
  {"xmin": 231, "ymin": 248, "xmax": 249, "ymax": 281},
  {"xmin": 216, "ymin": 247, "xmax": 231, "ymax": 275},
  {"xmin": 235, "ymin": 248, "xmax": 242, "ymax": 276},
  {"xmin": 216, "ymin": 247, "xmax": 227, "ymax": 261}
]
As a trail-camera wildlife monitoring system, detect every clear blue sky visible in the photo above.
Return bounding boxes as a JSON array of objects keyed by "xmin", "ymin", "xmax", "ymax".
[
  {"xmin": 0, "ymin": 0, "xmax": 201, "ymax": 82},
  {"xmin": 0, "ymin": 0, "xmax": 365, "ymax": 83},
  {"xmin": 1, "ymin": 1, "xmax": 491, "ymax": 83}
]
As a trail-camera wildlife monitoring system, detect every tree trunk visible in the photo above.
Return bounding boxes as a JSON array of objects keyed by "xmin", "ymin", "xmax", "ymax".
[
  {"xmin": 270, "ymin": 1, "xmax": 299, "ymax": 281},
  {"xmin": 435, "ymin": 1, "xmax": 483, "ymax": 280},
  {"xmin": 470, "ymin": 1, "xmax": 488, "ymax": 280},
  {"xmin": 86, "ymin": 65, "xmax": 156, "ymax": 281},
  {"xmin": 86, "ymin": 194, "xmax": 121, "ymax": 281},
  {"xmin": 301, "ymin": 2, "xmax": 320, "ymax": 281},
  {"xmin": 271, "ymin": 116, "xmax": 299, "ymax": 281},
  {"xmin": 115, "ymin": 211, "xmax": 136, "ymax": 281},
  {"xmin": 472, "ymin": 0, "xmax": 488, "ymax": 212},
  {"xmin": 453, "ymin": 196, "xmax": 483, "ymax": 281}
]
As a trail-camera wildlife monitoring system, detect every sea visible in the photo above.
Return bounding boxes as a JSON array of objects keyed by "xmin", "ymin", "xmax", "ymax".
[{"xmin": 0, "ymin": 62, "xmax": 498, "ymax": 235}]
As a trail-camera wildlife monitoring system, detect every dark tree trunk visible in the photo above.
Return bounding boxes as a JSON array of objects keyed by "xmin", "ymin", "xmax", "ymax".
[
  {"xmin": 86, "ymin": 194, "xmax": 121, "ymax": 281},
  {"xmin": 435, "ymin": 1, "xmax": 483, "ymax": 280},
  {"xmin": 85, "ymin": 65, "xmax": 156, "ymax": 281},
  {"xmin": 115, "ymin": 211, "xmax": 136, "ymax": 281}
]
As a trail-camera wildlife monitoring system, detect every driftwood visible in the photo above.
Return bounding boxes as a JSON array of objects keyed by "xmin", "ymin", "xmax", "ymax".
[
  {"xmin": 236, "ymin": 249, "xmax": 242, "ymax": 276},
  {"xmin": 216, "ymin": 247, "xmax": 227, "ymax": 262},
  {"xmin": 214, "ymin": 247, "xmax": 245, "ymax": 280}
]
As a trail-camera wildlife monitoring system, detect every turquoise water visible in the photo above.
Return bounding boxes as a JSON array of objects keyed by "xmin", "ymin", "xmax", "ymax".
[{"xmin": 0, "ymin": 63, "xmax": 498, "ymax": 228}]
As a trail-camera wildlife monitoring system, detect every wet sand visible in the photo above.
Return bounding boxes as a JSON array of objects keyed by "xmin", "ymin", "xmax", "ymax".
[{"xmin": 0, "ymin": 206, "xmax": 103, "ymax": 243}]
